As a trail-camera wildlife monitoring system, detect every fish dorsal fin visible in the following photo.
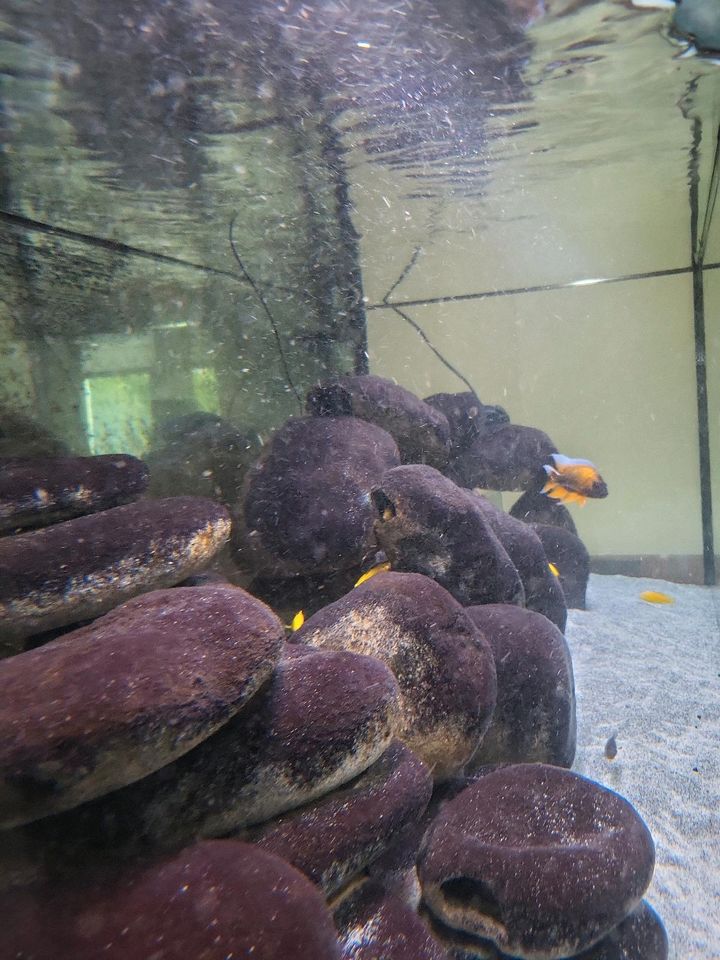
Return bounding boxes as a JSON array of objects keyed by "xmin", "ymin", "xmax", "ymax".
[{"xmin": 552, "ymin": 453, "xmax": 595, "ymax": 468}]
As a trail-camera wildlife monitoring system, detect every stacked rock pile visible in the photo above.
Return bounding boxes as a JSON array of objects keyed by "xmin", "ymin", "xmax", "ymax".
[{"xmin": 0, "ymin": 377, "xmax": 667, "ymax": 959}]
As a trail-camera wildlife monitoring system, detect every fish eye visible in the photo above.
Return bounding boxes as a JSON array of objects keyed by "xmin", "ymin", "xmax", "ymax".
[{"xmin": 371, "ymin": 489, "xmax": 396, "ymax": 521}]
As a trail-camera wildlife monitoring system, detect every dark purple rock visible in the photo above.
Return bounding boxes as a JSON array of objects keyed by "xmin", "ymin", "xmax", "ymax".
[
  {"xmin": 308, "ymin": 374, "xmax": 451, "ymax": 469},
  {"xmin": 421, "ymin": 899, "xmax": 668, "ymax": 959},
  {"xmin": 247, "ymin": 565, "xmax": 361, "ymax": 625},
  {"xmin": 236, "ymin": 416, "xmax": 400, "ymax": 577},
  {"xmin": 336, "ymin": 881, "xmax": 450, "ymax": 960},
  {"xmin": 420, "ymin": 764, "xmax": 656, "ymax": 959},
  {"xmin": 464, "ymin": 604, "xmax": 576, "ymax": 768},
  {"xmin": 146, "ymin": 411, "xmax": 260, "ymax": 504},
  {"xmin": 446, "ymin": 423, "xmax": 556, "ymax": 492},
  {"xmin": 0, "ymin": 496, "xmax": 232, "ymax": 649},
  {"xmin": 510, "ymin": 488, "xmax": 578, "ymax": 535},
  {"xmin": 296, "ymin": 571, "xmax": 497, "ymax": 781},
  {"xmin": 573, "ymin": 901, "xmax": 668, "ymax": 960},
  {"xmin": 371, "ymin": 465, "xmax": 524, "ymax": 608},
  {"xmin": 0, "ymin": 584, "xmax": 284, "ymax": 829},
  {"xmin": 0, "ymin": 840, "xmax": 342, "ymax": 960},
  {"xmin": 424, "ymin": 392, "xmax": 509, "ymax": 454},
  {"xmin": 531, "ymin": 522, "xmax": 591, "ymax": 609},
  {"xmin": 472, "ymin": 494, "xmax": 567, "ymax": 631},
  {"xmin": 249, "ymin": 740, "xmax": 432, "ymax": 898},
  {"xmin": 4, "ymin": 644, "xmax": 399, "ymax": 881},
  {"xmin": 0, "ymin": 454, "xmax": 149, "ymax": 533}
]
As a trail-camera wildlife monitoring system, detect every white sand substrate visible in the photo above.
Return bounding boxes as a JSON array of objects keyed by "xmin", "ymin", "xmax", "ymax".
[{"xmin": 566, "ymin": 574, "xmax": 720, "ymax": 960}]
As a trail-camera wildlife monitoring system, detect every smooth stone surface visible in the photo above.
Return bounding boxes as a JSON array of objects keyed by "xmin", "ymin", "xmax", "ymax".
[
  {"xmin": 0, "ymin": 840, "xmax": 343, "ymax": 960},
  {"xmin": 247, "ymin": 740, "xmax": 432, "ymax": 898},
  {"xmin": 0, "ymin": 454, "xmax": 149, "ymax": 533},
  {"xmin": 0, "ymin": 584, "xmax": 284, "ymax": 829},
  {"xmin": 531, "ymin": 522, "xmax": 590, "ymax": 609},
  {"xmin": 296, "ymin": 571, "xmax": 497, "ymax": 780},
  {"xmin": 307, "ymin": 374, "xmax": 451, "ymax": 469},
  {"xmin": 420, "ymin": 763, "xmax": 656, "ymax": 959},
  {"xmin": 446, "ymin": 423, "xmax": 556, "ymax": 492},
  {"xmin": 337, "ymin": 882, "xmax": 450, "ymax": 960},
  {"xmin": 0, "ymin": 495, "xmax": 232, "ymax": 648},
  {"xmin": 6, "ymin": 644, "xmax": 400, "ymax": 878},
  {"xmin": 465, "ymin": 604, "xmax": 577, "ymax": 768},
  {"xmin": 371, "ymin": 465, "xmax": 525, "ymax": 607},
  {"xmin": 573, "ymin": 901, "xmax": 669, "ymax": 960},
  {"xmin": 473, "ymin": 494, "xmax": 567, "ymax": 631},
  {"xmin": 237, "ymin": 415, "xmax": 400, "ymax": 577},
  {"xmin": 424, "ymin": 391, "xmax": 510, "ymax": 455},
  {"xmin": 509, "ymin": 488, "xmax": 578, "ymax": 535}
]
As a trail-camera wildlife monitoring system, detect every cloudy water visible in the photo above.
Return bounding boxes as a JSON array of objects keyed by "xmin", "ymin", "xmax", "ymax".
[{"xmin": 1, "ymin": 2, "xmax": 719, "ymax": 959}]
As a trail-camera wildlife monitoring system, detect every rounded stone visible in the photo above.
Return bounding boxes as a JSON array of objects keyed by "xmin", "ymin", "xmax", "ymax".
[
  {"xmin": 531, "ymin": 522, "xmax": 591, "ymax": 609},
  {"xmin": 0, "ymin": 496, "xmax": 232, "ymax": 649},
  {"xmin": 0, "ymin": 584, "xmax": 284, "ymax": 828},
  {"xmin": 472, "ymin": 495, "xmax": 567, "ymax": 631},
  {"xmin": 6, "ymin": 644, "xmax": 400, "ymax": 878},
  {"xmin": 422, "ymin": 899, "xmax": 668, "ymax": 959},
  {"xmin": 465, "ymin": 603, "xmax": 576, "ymax": 768},
  {"xmin": 446, "ymin": 423, "xmax": 557, "ymax": 492},
  {"xmin": 307, "ymin": 374, "xmax": 451, "ymax": 469},
  {"xmin": 574, "ymin": 900, "xmax": 668, "ymax": 960},
  {"xmin": 0, "ymin": 454, "xmax": 149, "ymax": 533},
  {"xmin": 420, "ymin": 764, "xmax": 656, "ymax": 959},
  {"xmin": 146, "ymin": 411, "xmax": 260, "ymax": 504},
  {"xmin": 336, "ymin": 881, "xmax": 450, "ymax": 960},
  {"xmin": 371, "ymin": 465, "xmax": 524, "ymax": 607},
  {"xmin": 249, "ymin": 740, "xmax": 432, "ymax": 899},
  {"xmin": 424, "ymin": 391, "xmax": 510, "ymax": 454},
  {"xmin": 237, "ymin": 415, "xmax": 400, "ymax": 577},
  {"xmin": 0, "ymin": 840, "xmax": 343, "ymax": 960},
  {"xmin": 295, "ymin": 571, "xmax": 497, "ymax": 780},
  {"xmin": 509, "ymin": 488, "xmax": 578, "ymax": 536}
]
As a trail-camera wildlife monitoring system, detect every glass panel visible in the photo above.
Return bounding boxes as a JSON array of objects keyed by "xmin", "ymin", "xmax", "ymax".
[{"xmin": 1, "ymin": 2, "xmax": 719, "ymax": 958}]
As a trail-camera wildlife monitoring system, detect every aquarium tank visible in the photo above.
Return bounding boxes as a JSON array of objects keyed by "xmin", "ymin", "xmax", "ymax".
[{"xmin": 0, "ymin": 0, "xmax": 718, "ymax": 957}]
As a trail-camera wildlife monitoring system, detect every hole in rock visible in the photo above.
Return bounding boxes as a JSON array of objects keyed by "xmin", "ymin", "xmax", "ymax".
[
  {"xmin": 441, "ymin": 877, "xmax": 504, "ymax": 923},
  {"xmin": 371, "ymin": 489, "xmax": 396, "ymax": 520}
]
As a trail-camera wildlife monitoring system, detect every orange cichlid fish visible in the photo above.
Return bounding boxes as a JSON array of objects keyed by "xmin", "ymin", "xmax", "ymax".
[
  {"xmin": 541, "ymin": 453, "xmax": 608, "ymax": 507},
  {"xmin": 354, "ymin": 561, "xmax": 391, "ymax": 587},
  {"xmin": 291, "ymin": 610, "xmax": 305, "ymax": 630},
  {"xmin": 548, "ymin": 562, "xmax": 560, "ymax": 577},
  {"xmin": 639, "ymin": 590, "xmax": 674, "ymax": 605}
]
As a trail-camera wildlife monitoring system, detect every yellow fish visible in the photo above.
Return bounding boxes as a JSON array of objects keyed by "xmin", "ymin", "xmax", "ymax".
[
  {"xmin": 291, "ymin": 610, "xmax": 305, "ymax": 630},
  {"xmin": 639, "ymin": 591, "xmax": 674, "ymax": 605},
  {"xmin": 541, "ymin": 453, "xmax": 608, "ymax": 507},
  {"xmin": 354, "ymin": 562, "xmax": 391, "ymax": 587},
  {"xmin": 548, "ymin": 562, "xmax": 560, "ymax": 577}
]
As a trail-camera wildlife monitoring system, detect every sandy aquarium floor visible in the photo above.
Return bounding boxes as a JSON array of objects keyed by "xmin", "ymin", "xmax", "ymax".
[{"xmin": 566, "ymin": 574, "xmax": 720, "ymax": 960}]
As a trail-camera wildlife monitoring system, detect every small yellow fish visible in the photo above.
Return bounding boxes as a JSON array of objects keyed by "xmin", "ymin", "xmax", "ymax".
[
  {"xmin": 541, "ymin": 453, "xmax": 608, "ymax": 507},
  {"xmin": 548, "ymin": 562, "xmax": 560, "ymax": 577},
  {"xmin": 354, "ymin": 561, "xmax": 391, "ymax": 587},
  {"xmin": 291, "ymin": 610, "xmax": 305, "ymax": 630},
  {"xmin": 639, "ymin": 591, "xmax": 674, "ymax": 605}
]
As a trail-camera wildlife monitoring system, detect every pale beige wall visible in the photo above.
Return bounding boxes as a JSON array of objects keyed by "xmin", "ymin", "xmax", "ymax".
[
  {"xmin": 347, "ymin": 1, "xmax": 712, "ymax": 560},
  {"xmin": 365, "ymin": 275, "xmax": 701, "ymax": 557},
  {"xmin": 706, "ymin": 267, "xmax": 720, "ymax": 560}
]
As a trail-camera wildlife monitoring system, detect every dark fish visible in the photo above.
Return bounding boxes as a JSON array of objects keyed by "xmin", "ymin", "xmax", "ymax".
[{"xmin": 604, "ymin": 734, "xmax": 618, "ymax": 760}]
